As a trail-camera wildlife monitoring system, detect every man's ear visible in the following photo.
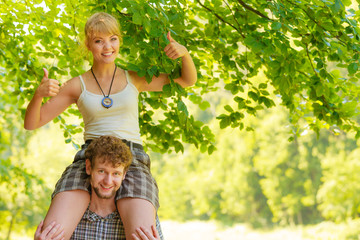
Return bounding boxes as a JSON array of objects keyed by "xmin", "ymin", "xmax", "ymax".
[
  {"xmin": 85, "ymin": 159, "xmax": 92, "ymax": 175},
  {"xmin": 122, "ymin": 171, "xmax": 127, "ymax": 181}
]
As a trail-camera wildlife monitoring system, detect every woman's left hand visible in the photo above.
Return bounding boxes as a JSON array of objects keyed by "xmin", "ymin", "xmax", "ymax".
[{"xmin": 164, "ymin": 31, "xmax": 189, "ymax": 60}]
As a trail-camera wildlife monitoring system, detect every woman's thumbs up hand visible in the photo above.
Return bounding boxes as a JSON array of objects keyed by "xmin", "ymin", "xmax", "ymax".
[
  {"xmin": 35, "ymin": 68, "xmax": 60, "ymax": 98},
  {"xmin": 164, "ymin": 31, "xmax": 189, "ymax": 60}
]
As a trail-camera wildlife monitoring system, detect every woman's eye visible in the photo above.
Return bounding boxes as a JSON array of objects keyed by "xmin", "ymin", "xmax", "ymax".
[
  {"xmin": 99, "ymin": 170, "xmax": 104, "ymax": 173},
  {"xmin": 95, "ymin": 40, "xmax": 101, "ymax": 43}
]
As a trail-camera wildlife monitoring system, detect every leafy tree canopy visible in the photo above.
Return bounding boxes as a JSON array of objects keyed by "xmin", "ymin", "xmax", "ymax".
[
  {"xmin": 2, "ymin": 0, "xmax": 360, "ymax": 153},
  {"xmin": 2, "ymin": 1, "xmax": 360, "ymax": 236}
]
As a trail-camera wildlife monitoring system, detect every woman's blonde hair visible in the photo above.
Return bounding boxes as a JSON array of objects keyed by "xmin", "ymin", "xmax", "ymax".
[{"xmin": 84, "ymin": 12, "xmax": 121, "ymax": 47}]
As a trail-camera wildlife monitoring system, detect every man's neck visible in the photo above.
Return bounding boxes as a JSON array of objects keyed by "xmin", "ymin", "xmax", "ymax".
[{"xmin": 89, "ymin": 194, "xmax": 117, "ymax": 218}]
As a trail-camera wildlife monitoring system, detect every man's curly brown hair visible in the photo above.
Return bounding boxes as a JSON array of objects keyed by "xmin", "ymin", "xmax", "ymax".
[{"xmin": 85, "ymin": 136, "xmax": 132, "ymax": 172}]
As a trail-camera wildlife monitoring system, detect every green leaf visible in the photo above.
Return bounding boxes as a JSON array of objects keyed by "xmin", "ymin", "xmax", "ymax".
[
  {"xmin": 356, "ymin": 130, "xmax": 360, "ymax": 139},
  {"xmin": 199, "ymin": 101, "xmax": 210, "ymax": 110},
  {"xmin": 207, "ymin": 145, "xmax": 215, "ymax": 155},
  {"xmin": 330, "ymin": 0, "xmax": 343, "ymax": 13},
  {"xmin": 175, "ymin": 83, "xmax": 186, "ymax": 95},
  {"xmin": 162, "ymin": 84, "xmax": 171, "ymax": 96},
  {"xmin": 172, "ymin": 141, "xmax": 183, "ymax": 153},
  {"xmin": 315, "ymin": 84, "xmax": 324, "ymax": 97},
  {"xmin": 132, "ymin": 11, "xmax": 142, "ymax": 25},
  {"xmin": 189, "ymin": 94, "xmax": 201, "ymax": 104},
  {"xmin": 348, "ymin": 62, "xmax": 358, "ymax": 75},
  {"xmin": 200, "ymin": 143, "xmax": 207, "ymax": 153},
  {"xmin": 342, "ymin": 0, "xmax": 352, "ymax": 5},
  {"xmin": 259, "ymin": 83, "xmax": 267, "ymax": 89},
  {"xmin": 220, "ymin": 117, "xmax": 231, "ymax": 129},
  {"xmin": 145, "ymin": 70, "xmax": 154, "ymax": 83},
  {"xmin": 216, "ymin": 114, "xmax": 227, "ymax": 119},
  {"xmin": 177, "ymin": 100, "xmax": 189, "ymax": 116},
  {"xmin": 271, "ymin": 22, "xmax": 282, "ymax": 30},
  {"xmin": 145, "ymin": 5, "xmax": 157, "ymax": 18},
  {"xmin": 224, "ymin": 105, "xmax": 233, "ymax": 112},
  {"xmin": 248, "ymin": 91, "xmax": 258, "ymax": 101},
  {"xmin": 246, "ymin": 127, "xmax": 254, "ymax": 131}
]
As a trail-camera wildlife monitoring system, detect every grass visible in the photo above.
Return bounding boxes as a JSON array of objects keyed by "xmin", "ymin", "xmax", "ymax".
[
  {"xmin": 161, "ymin": 219, "xmax": 360, "ymax": 240},
  {"xmin": 5, "ymin": 218, "xmax": 360, "ymax": 239}
]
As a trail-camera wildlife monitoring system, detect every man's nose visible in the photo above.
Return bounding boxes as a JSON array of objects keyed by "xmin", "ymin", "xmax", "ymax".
[{"xmin": 104, "ymin": 174, "xmax": 112, "ymax": 184}]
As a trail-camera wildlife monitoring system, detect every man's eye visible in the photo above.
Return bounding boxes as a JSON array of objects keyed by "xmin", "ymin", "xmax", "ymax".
[
  {"xmin": 99, "ymin": 170, "xmax": 104, "ymax": 173},
  {"xmin": 95, "ymin": 40, "xmax": 101, "ymax": 43}
]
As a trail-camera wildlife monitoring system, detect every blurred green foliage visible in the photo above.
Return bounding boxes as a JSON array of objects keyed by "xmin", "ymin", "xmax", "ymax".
[{"xmin": 153, "ymin": 86, "xmax": 360, "ymax": 229}]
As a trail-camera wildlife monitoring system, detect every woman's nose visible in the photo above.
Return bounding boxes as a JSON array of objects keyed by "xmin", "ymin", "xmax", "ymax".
[{"xmin": 103, "ymin": 41, "xmax": 111, "ymax": 49}]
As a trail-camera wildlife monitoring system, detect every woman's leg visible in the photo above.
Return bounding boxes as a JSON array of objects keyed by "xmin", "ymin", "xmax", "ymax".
[
  {"xmin": 117, "ymin": 197, "xmax": 156, "ymax": 240},
  {"xmin": 43, "ymin": 190, "xmax": 90, "ymax": 240}
]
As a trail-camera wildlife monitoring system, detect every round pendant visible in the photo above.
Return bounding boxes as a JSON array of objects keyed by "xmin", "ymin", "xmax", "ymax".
[{"xmin": 102, "ymin": 97, "xmax": 113, "ymax": 108}]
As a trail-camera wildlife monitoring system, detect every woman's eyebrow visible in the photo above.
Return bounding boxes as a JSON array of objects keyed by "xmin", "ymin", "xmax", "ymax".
[{"xmin": 92, "ymin": 34, "xmax": 117, "ymax": 40}]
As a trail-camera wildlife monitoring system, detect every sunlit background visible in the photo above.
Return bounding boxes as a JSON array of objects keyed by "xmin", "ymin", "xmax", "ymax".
[{"xmin": 4, "ymin": 87, "xmax": 360, "ymax": 239}]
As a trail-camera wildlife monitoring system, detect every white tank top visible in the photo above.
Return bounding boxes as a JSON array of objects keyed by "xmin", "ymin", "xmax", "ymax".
[{"xmin": 77, "ymin": 70, "xmax": 142, "ymax": 144}]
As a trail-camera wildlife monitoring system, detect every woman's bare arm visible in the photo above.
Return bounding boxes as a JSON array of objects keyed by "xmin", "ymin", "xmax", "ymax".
[
  {"xmin": 131, "ymin": 32, "xmax": 197, "ymax": 92},
  {"xmin": 24, "ymin": 69, "xmax": 80, "ymax": 130}
]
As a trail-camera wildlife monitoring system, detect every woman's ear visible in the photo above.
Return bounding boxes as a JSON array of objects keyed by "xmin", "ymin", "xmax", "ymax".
[
  {"xmin": 85, "ymin": 38, "xmax": 90, "ymax": 51},
  {"xmin": 85, "ymin": 159, "xmax": 92, "ymax": 175},
  {"xmin": 122, "ymin": 172, "xmax": 127, "ymax": 181}
]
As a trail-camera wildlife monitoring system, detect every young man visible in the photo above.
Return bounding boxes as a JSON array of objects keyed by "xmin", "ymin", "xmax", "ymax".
[{"xmin": 34, "ymin": 136, "xmax": 162, "ymax": 240}]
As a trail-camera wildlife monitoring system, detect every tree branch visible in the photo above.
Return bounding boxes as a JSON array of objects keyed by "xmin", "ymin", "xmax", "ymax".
[
  {"xmin": 196, "ymin": 0, "xmax": 245, "ymax": 38},
  {"xmin": 237, "ymin": 0, "xmax": 271, "ymax": 20},
  {"xmin": 223, "ymin": 0, "xmax": 242, "ymax": 31},
  {"xmin": 297, "ymin": 70, "xmax": 312, "ymax": 80},
  {"xmin": 283, "ymin": 0, "xmax": 347, "ymax": 46},
  {"xmin": 306, "ymin": 44, "xmax": 318, "ymax": 77},
  {"xmin": 116, "ymin": 9, "xmax": 131, "ymax": 17}
]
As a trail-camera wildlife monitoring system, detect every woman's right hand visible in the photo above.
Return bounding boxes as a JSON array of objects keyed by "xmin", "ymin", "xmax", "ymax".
[
  {"xmin": 34, "ymin": 220, "xmax": 64, "ymax": 240},
  {"xmin": 132, "ymin": 225, "xmax": 160, "ymax": 240},
  {"xmin": 35, "ymin": 68, "xmax": 60, "ymax": 98}
]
